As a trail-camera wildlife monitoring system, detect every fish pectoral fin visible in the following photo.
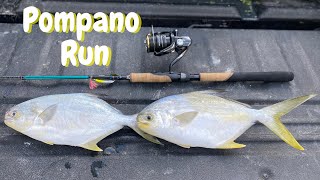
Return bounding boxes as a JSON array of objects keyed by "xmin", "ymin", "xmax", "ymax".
[
  {"xmin": 31, "ymin": 106, "xmax": 42, "ymax": 114},
  {"xmin": 37, "ymin": 104, "xmax": 58, "ymax": 125},
  {"xmin": 177, "ymin": 144, "xmax": 191, "ymax": 148},
  {"xmin": 216, "ymin": 141, "xmax": 246, "ymax": 149},
  {"xmin": 175, "ymin": 111, "xmax": 198, "ymax": 126},
  {"xmin": 80, "ymin": 142, "xmax": 103, "ymax": 152}
]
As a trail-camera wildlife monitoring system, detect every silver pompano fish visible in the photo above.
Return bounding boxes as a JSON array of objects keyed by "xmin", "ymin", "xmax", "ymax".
[
  {"xmin": 4, "ymin": 93, "xmax": 160, "ymax": 151},
  {"xmin": 137, "ymin": 91, "xmax": 316, "ymax": 150}
]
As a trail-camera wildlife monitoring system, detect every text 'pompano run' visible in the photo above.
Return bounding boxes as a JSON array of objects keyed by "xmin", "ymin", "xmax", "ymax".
[{"xmin": 23, "ymin": 6, "xmax": 142, "ymax": 67}]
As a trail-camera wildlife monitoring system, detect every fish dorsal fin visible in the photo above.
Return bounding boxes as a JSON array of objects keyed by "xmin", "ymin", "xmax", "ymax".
[
  {"xmin": 190, "ymin": 90, "xmax": 226, "ymax": 95},
  {"xmin": 217, "ymin": 141, "xmax": 246, "ymax": 149},
  {"xmin": 81, "ymin": 93, "xmax": 99, "ymax": 98},
  {"xmin": 175, "ymin": 111, "xmax": 198, "ymax": 126},
  {"xmin": 37, "ymin": 104, "xmax": 58, "ymax": 125},
  {"xmin": 190, "ymin": 91, "xmax": 251, "ymax": 108},
  {"xmin": 80, "ymin": 142, "xmax": 103, "ymax": 152},
  {"xmin": 223, "ymin": 98, "xmax": 251, "ymax": 108}
]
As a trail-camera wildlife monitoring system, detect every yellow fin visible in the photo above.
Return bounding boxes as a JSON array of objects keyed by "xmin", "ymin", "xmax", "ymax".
[
  {"xmin": 43, "ymin": 141, "xmax": 54, "ymax": 145},
  {"xmin": 177, "ymin": 144, "xmax": 191, "ymax": 148},
  {"xmin": 79, "ymin": 129, "xmax": 123, "ymax": 151},
  {"xmin": 80, "ymin": 142, "xmax": 103, "ymax": 152},
  {"xmin": 260, "ymin": 94, "xmax": 317, "ymax": 151},
  {"xmin": 175, "ymin": 111, "xmax": 198, "ymax": 125},
  {"xmin": 217, "ymin": 141, "xmax": 246, "ymax": 149}
]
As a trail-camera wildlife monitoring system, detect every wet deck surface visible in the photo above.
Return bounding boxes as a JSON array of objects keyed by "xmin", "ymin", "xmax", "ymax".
[{"xmin": 0, "ymin": 24, "xmax": 320, "ymax": 179}]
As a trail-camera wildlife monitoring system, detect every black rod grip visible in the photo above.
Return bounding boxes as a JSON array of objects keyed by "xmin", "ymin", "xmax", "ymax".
[{"xmin": 228, "ymin": 72, "xmax": 294, "ymax": 82}]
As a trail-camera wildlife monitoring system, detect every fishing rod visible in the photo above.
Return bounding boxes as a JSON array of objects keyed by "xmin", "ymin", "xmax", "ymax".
[{"xmin": 0, "ymin": 27, "xmax": 294, "ymax": 89}]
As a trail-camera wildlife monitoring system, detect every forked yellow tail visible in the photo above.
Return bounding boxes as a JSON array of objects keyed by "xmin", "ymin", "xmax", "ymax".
[{"xmin": 259, "ymin": 94, "xmax": 317, "ymax": 151}]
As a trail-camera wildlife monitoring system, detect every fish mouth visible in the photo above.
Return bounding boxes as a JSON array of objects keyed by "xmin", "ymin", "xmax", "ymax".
[
  {"xmin": 4, "ymin": 119, "xmax": 27, "ymax": 133},
  {"xmin": 4, "ymin": 119, "xmax": 14, "ymax": 129},
  {"xmin": 137, "ymin": 121, "xmax": 150, "ymax": 130},
  {"xmin": 137, "ymin": 121, "xmax": 156, "ymax": 137}
]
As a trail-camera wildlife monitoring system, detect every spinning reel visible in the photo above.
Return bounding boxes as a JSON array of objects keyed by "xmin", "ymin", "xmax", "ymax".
[{"xmin": 144, "ymin": 26, "xmax": 192, "ymax": 72}]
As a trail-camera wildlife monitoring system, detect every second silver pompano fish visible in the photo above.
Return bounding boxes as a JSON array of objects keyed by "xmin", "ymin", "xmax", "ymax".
[
  {"xmin": 4, "ymin": 94, "xmax": 160, "ymax": 151},
  {"xmin": 137, "ymin": 91, "xmax": 316, "ymax": 150}
]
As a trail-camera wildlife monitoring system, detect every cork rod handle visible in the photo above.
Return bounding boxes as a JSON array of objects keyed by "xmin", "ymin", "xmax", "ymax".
[{"xmin": 130, "ymin": 73, "xmax": 172, "ymax": 83}]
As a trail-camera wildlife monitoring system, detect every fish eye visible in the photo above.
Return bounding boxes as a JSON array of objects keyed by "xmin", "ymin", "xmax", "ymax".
[
  {"xmin": 9, "ymin": 110, "xmax": 19, "ymax": 118},
  {"xmin": 142, "ymin": 114, "xmax": 153, "ymax": 121},
  {"xmin": 138, "ymin": 113, "xmax": 154, "ymax": 122}
]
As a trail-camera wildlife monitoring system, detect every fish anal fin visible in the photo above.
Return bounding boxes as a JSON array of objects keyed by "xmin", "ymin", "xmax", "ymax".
[
  {"xmin": 38, "ymin": 104, "xmax": 58, "ymax": 125},
  {"xmin": 175, "ymin": 111, "xmax": 198, "ymax": 125},
  {"xmin": 177, "ymin": 144, "xmax": 191, "ymax": 148},
  {"xmin": 80, "ymin": 128, "xmax": 123, "ymax": 151},
  {"xmin": 217, "ymin": 141, "xmax": 246, "ymax": 149},
  {"xmin": 80, "ymin": 142, "xmax": 103, "ymax": 152},
  {"xmin": 91, "ymin": 132, "xmax": 112, "ymax": 145},
  {"xmin": 43, "ymin": 141, "xmax": 54, "ymax": 145}
]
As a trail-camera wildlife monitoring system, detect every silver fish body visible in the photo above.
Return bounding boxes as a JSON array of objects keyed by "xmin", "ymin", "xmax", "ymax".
[
  {"xmin": 137, "ymin": 91, "xmax": 316, "ymax": 150},
  {"xmin": 4, "ymin": 94, "xmax": 159, "ymax": 151}
]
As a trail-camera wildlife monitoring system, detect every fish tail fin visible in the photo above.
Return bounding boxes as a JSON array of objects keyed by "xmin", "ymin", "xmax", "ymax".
[
  {"xmin": 259, "ymin": 94, "xmax": 317, "ymax": 151},
  {"xmin": 125, "ymin": 115, "xmax": 163, "ymax": 145}
]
